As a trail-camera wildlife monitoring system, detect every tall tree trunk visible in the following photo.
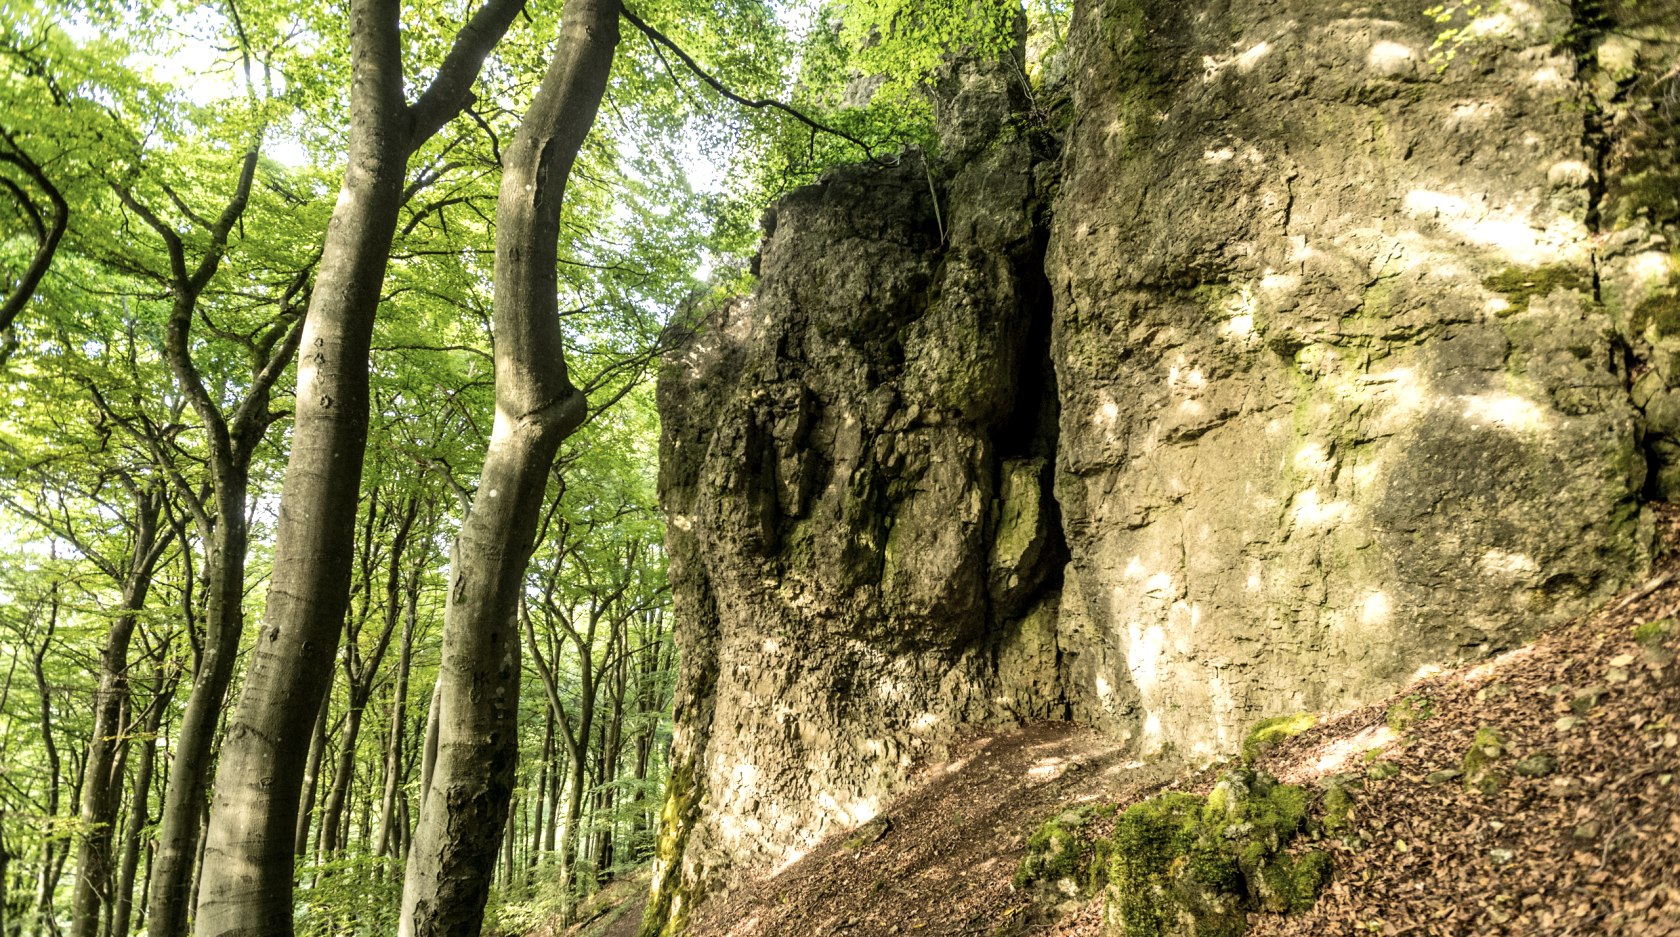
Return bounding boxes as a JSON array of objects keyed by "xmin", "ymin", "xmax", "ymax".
[
  {"xmin": 194, "ymin": 0, "xmax": 528, "ymax": 927},
  {"xmin": 33, "ymin": 593, "xmax": 62, "ymax": 932},
  {"xmin": 0, "ymin": 809, "xmax": 9, "ymax": 937},
  {"xmin": 318, "ymin": 699, "xmax": 363, "ymax": 861},
  {"xmin": 70, "ymin": 487, "xmax": 170, "ymax": 937},
  {"xmin": 146, "ymin": 486, "xmax": 249, "ymax": 937},
  {"xmin": 527, "ymin": 716, "xmax": 551, "ymax": 867},
  {"xmin": 397, "ymin": 1, "xmax": 616, "ymax": 930}
]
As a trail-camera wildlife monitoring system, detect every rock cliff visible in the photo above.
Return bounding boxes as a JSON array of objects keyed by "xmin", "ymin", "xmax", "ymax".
[{"xmin": 644, "ymin": 1, "xmax": 1680, "ymax": 931}]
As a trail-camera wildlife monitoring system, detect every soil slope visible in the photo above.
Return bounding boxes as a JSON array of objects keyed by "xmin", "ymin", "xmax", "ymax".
[{"xmin": 669, "ymin": 514, "xmax": 1680, "ymax": 937}]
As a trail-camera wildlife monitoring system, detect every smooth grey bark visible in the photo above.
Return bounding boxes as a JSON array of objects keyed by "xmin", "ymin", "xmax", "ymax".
[
  {"xmin": 192, "ymin": 0, "xmax": 531, "ymax": 930},
  {"xmin": 69, "ymin": 483, "xmax": 173, "ymax": 937},
  {"xmin": 396, "ymin": 0, "xmax": 616, "ymax": 930}
]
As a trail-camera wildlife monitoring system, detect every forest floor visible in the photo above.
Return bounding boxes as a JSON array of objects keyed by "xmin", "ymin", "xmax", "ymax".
[{"xmin": 658, "ymin": 507, "xmax": 1680, "ymax": 937}]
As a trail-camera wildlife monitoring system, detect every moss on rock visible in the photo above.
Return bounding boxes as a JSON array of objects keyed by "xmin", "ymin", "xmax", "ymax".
[
  {"xmin": 1240, "ymin": 712, "xmax": 1317, "ymax": 765},
  {"xmin": 1013, "ymin": 803, "xmax": 1116, "ymax": 893},
  {"xmin": 1482, "ymin": 265, "xmax": 1592, "ymax": 311},
  {"xmin": 1104, "ymin": 770, "xmax": 1331, "ymax": 937},
  {"xmin": 1385, "ymin": 694, "xmax": 1436, "ymax": 732},
  {"xmin": 1462, "ymin": 726, "xmax": 1509, "ymax": 796}
]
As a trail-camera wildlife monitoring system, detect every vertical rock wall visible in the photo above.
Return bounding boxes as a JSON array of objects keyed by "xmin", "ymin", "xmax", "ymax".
[
  {"xmin": 647, "ymin": 0, "xmax": 1677, "ymax": 927},
  {"xmin": 1047, "ymin": 0, "xmax": 1658, "ymax": 756},
  {"xmin": 649, "ymin": 55, "xmax": 1066, "ymax": 925}
]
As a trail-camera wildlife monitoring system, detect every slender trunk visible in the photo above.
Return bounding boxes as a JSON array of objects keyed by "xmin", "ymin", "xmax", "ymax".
[
  {"xmin": 397, "ymin": 1, "xmax": 615, "ymax": 930},
  {"xmin": 147, "ymin": 487, "xmax": 248, "ymax": 937},
  {"xmin": 318, "ymin": 697, "xmax": 364, "ymax": 859},
  {"xmin": 294, "ymin": 691, "xmax": 331, "ymax": 857},
  {"xmin": 527, "ymin": 716, "xmax": 551, "ymax": 867},
  {"xmin": 71, "ymin": 491, "xmax": 169, "ymax": 937},
  {"xmin": 33, "ymin": 595, "xmax": 62, "ymax": 930},
  {"xmin": 112, "ymin": 678, "xmax": 169, "ymax": 937},
  {"xmin": 195, "ymin": 0, "xmax": 527, "ymax": 928},
  {"xmin": 0, "ymin": 810, "xmax": 9, "ymax": 937},
  {"xmin": 375, "ymin": 569, "xmax": 419, "ymax": 859}
]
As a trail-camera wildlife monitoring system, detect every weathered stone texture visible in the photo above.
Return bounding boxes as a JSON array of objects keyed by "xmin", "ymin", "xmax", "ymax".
[
  {"xmin": 650, "ymin": 0, "xmax": 1677, "ymax": 922},
  {"xmin": 1047, "ymin": 0, "xmax": 1655, "ymax": 756},
  {"xmin": 653, "ymin": 53, "xmax": 1066, "ymax": 905}
]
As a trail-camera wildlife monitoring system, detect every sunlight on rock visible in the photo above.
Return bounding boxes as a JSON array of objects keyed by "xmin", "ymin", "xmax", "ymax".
[
  {"xmin": 912, "ymin": 712, "xmax": 941, "ymax": 732},
  {"xmin": 1144, "ymin": 572, "xmax": 1175, "ymax": 598},
  {"xmin": 1311, "ymin": 724, "xmax": 1396, "ymax": 775},
  {"xmin": 1202, "ymin": 40, "xmax": 1272, "ymax": 80},
  {"xmin": 1461, "ymin": 393, "xmax": 1546, "ymax": 432},
  {"xmin": 1547, "ymin": 160, "xmax": 1592, "ymax": 189},
  {"xmin": 1360, "ymin": 591, "xmax": 1391, "ymax": 627},
  {"xmin": 1631, "ymin": 251, "xmax": 1673, "ymax": 288},
  {"xmin": 1366, "ymin": 40, "xmax": 1416, "ymax": 73},
  {"xmin": 1294, "ymin": 442, "xmax": 1334, "ymax": 473},
  {"xmin": 1123, "ymin": 556, "xmax": 1148, "ymax": 579},
  {"xmin": 1140, "ymin": 711, "xmax": 1164, "ymax": 753},
  {"xmin": 1290, "ymin": 488, "xmax": 1348, "ymax": 528},
  {"xmin": 1127, "ymin": 621, "xmax": 1167, "ymax": 694},
  {"xmin": 1462, "ymin": 644, "xmax": 1537, "ymax": 683},
  {"xmin": 1446, "ymin": 101, "xmax": 1504, "ymax": 129},
  {"xmin": 1531, "ymin": 64, "xmax": 1569, "ymax": 88},
  {"xmin": 1478, "ymin": 549, "xmax": 1539, "ymax": 578},
  {"xmin": 1204, "ymin": 146, "xmax": 1236, "ymax": 163},
  {"xmin": 1260, "ymin": 271, "xmax": 1300, "ymax": 292},
  {"xmin": 1224, "ymin": 311, "xmax": 1256, "ymax": 339}
]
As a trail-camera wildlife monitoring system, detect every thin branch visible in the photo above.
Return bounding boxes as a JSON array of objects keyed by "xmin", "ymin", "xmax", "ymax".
[{"xmin": 620, "ymin": 5, "xmax": 892, "ymax": 166}]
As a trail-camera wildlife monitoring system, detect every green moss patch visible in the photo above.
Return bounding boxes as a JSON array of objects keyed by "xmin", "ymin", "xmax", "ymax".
[
  {"xmin": 1462, "ymin": 726, "xmax": 1509, "ymax": 796},
  {"xmin": 1105, "ymin": 770, "xmax": 1332, "ymax": 937},
  {"xmin": 1013, "ymin": 803, "xmax": 1117, "ymax": 894},
  {"xmin": 1241, "ymin": 712, "xmax": 1317, "ymax": 765},
  {"xmin": 1482, "ymin": 265, "xmax": 1591, "ymax": 311},
  {"xmin": 1635, "ymin": 617, "xmax": 1677, "ymax": 646},
  {"xmin": 1385, "ymin": 694, "xmax": 1436, "ymax": 732}
]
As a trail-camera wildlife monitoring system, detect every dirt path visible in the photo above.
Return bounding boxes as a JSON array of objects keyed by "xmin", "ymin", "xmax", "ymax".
[{"xmin": 687, "ymin": 722, "xmax": 1170, "ymax": 937}]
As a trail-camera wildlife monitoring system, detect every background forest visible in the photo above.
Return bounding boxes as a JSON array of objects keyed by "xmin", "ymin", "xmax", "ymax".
[{"xmin": 0, "ymin": 0, "xmax": 1056, "ymax": 933}]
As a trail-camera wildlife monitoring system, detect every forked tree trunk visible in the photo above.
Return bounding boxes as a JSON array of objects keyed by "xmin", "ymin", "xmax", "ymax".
[
  {"xmin": 193, "ymin": 0, "xmax": 528, "ymax": 929},
  {"xmin": 398, "ymin": 1, "xmax": 617, "ymax": 931}
]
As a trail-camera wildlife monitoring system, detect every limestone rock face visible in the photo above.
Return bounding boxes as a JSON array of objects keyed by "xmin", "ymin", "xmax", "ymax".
[
  {"xmin": 1045, "ymin": 0, "xmax": 1658, "ymax": 757},
  {"xmin": 654, "ymin": 54, "xmax": 1065, "ymax": 910},
  {"xmin": 649, "ymin": 0, "xmax": 1676, "ymax": 923}
]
